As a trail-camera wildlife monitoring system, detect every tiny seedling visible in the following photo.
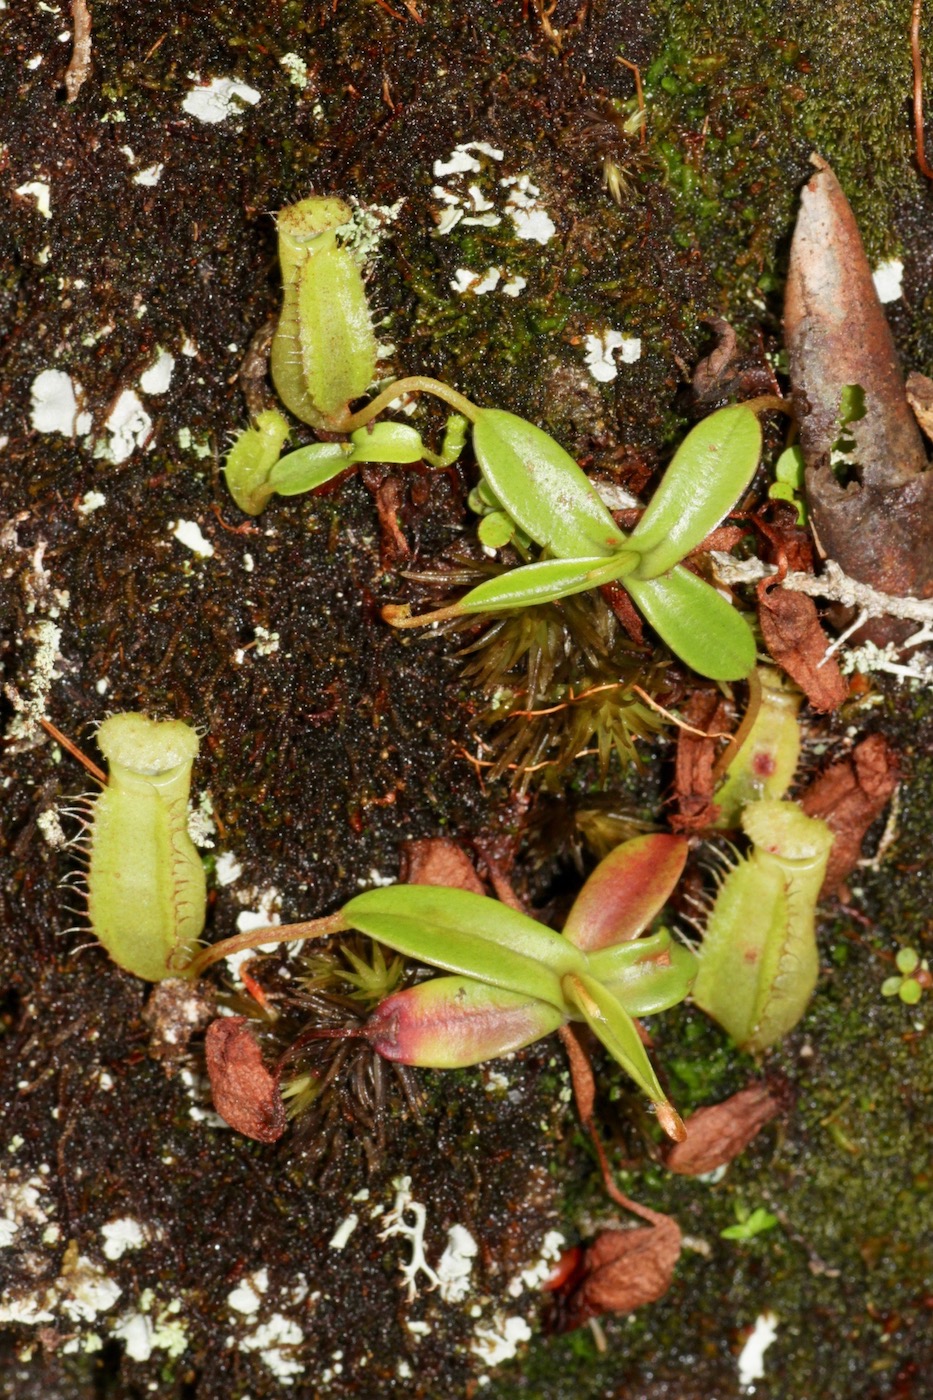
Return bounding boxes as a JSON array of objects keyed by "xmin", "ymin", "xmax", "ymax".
[
  {"xmin": 881, "ymin": 947, "xmax": 930, "ymax": 1005},
  {"xmin": 720, "ymin": 1204, "xmax": 778, "ymax": 1241},
  {"xmin": 692, "ymin": 799, "xmax": 833, "ymax": 1051},
  {"xmin": 187, "ymin": 833, "xmax": 697, "ymax": 1139},
  {"xmin": 768, "ymin": 444, "xmax": 806, "ymax": 524}
]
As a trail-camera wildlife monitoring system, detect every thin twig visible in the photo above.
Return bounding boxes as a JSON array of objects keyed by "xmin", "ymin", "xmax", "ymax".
[
  {"xmin": 912, "ymin": 0, "xmax": 933, "ymax": 178},
  {"xmin": 39, "ymin": 717, "xmax": 107, "ymax": 785}
]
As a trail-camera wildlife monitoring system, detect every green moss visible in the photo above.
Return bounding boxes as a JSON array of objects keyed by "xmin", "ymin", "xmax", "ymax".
[{"xmin": 646, "ymin": 0, "xmax": 923, "ymax": 308}]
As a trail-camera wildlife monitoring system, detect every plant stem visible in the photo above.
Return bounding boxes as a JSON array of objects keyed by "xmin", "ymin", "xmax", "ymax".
[
  {"xmin": 185, "ymin": 911, "xmax": 350, "ymax": 978},
  {"xmin": 339, "ymin": 377, "xmax": 479, "ymax": 432}
]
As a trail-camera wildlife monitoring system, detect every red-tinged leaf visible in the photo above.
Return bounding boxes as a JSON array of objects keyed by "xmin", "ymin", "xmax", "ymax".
[
  {"xmin": 799, "ymin": 733, "xmax": 899, "ymax": 896},
  {"xmin": 552, "ymin": 1217, "xmax": 682, "ymax": 1330},
  {"xmin": 562, "ymin": 834, "xmax": 688, "ymax": 951},
  {"xmin": 758, "ymin": 584, "xmax": 848, "ymax": 713},
  {"xmin": 400, "ymin": 838, "xmax": 486, "ymax": 895},
  {"xmin": 664, "ymin": 1082, "xmax": 784, "ymax": 1177},
  {"xmin": 364, "ymin": 976, "xmax": 562, "ymax": 1068},
  {"xmin": 204, "ymin": 1017, "xmax": 286, "ymax": 1143}
]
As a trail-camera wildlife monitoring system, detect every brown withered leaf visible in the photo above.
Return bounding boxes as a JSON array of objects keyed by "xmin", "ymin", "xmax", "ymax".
[
  {"xmin": 757, "ymin": 499, "xmax": 815, "ymax": 575},
  {"xmin": 799, "ymin": 733, "xmax": 899, "ymax": 896},
  {"xmin": 204, "ymin": 1017, "xmax": 286, "ymax": 1143},
  {"xmin": 691, "ymin": 319, "xmax": 779, "ymax": 408},
  {"xmin": 554, "ymin": 1216, "xmax": 682, "ymax": 1330},
  {"xmin": 758, "ymin": 583, "xmax": 848, "ymax": 713},
  {"xmin": 785, "ymin": 156, "xmax": 933, "ymax": 646},
  {"xmin": 671, "ymin": 689, "xmax": 732, "ymax": 832},
  {"xmin": 399, "ymin": 838, "xmax": 486, "ymax": 894},
  {"xmin": 664, "ymin": 1082, "xmax": 784, "ymax": 1177}
]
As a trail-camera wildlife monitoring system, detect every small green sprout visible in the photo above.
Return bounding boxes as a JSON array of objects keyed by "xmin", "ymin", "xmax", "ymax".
[
  {"xmin": 881, "ymin": 947, "xmax": 930, "ymax": 1005},
  {"xmin": 768, "ymin": 444, "xmax": 807, "ymax": 524},
  {"xmin": 188, "ymin": 834, "xmax": 697, "ymax": 1139},
  {"xmin": 720, "ymin": 1204, "xmax": 778, "ymax": 1241}
]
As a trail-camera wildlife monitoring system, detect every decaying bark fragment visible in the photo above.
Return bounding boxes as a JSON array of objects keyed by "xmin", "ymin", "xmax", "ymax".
[
  {"xmin": 798, "ymin": 733, "xmax": 899, "ymax": 897},
  {"xmin": 664, "ymin": 1082, "xmax": 784, "ymax": 1177},
  {"xmin": 784, "ymin": 156, "xmax": 933, "ymax": 646},
  {"xmin": 906, "ymin": 371, "xmax": 933, "ymax": 443},
  {"xmin": 690, "ymin": 319, "xmax": 780, "ymax": 408}
]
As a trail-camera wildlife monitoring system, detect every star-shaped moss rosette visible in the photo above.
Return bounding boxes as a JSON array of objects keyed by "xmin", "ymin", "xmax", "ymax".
[{"xmin": 188, "ymin": 834, "xmax": 696, "ymax": 1140}]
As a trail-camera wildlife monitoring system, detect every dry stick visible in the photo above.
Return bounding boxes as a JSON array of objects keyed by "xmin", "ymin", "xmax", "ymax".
[
  {"xmin": 39, "ymin": 717, "xmax": 107, "ymax": 785},
  {"xmin": 913, "ymin": 0, "xmax": 933, "ymax": 178},
  {"xmin": 64, "ymin": 0, "xmax": 92, "ymax": 104},
  {"xmin": 186, "ymin": 911, "xmax": 350, "ymax": 978},
  {"xmin": 559, "ymin": 1025, "xmax": 680, "ymax": 1217}
]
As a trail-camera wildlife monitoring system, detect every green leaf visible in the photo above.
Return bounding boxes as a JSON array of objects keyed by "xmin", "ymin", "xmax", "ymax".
[
  {"xmin": 562, "ymin": 972, "xmax": 670, "ymax": 1107},
  {"xmin": 472, "ymin": 409, "xmax": 628, "ymax": 558},
  {"xmin": 562, "ymin": 834, "xmax": 688, "ymax": 951},
  {"xmin": 629, "ymin": 405, "xmax": 761, "ymax": 578},
  {"xmin": 601, "ymin": 940, "xmax": 698, "ymax": 1016},
  {"xmin": 343, "ymin": 885, "xmax": 587, "ymax": 1011},
  {"xmin": 477, "ymin": 511, "xmax": 516, "ymax": 549},
  {"xmin": 774, "ymin": 445, "xmax": 805, "ymax": 487},
  {"xmin": 895, "ymin": 947, "xmax": 919, "ymax": 976},
  {"xmin": 624, "ymin": 567, "xmax": 756, "ymax": 680},
  {"xmin": 223, "ymin": 410, "xmax": 291, "ymax": 516},
  {"xmin": 456, "ymin": 552, "xmax": 640, "ymax": 614},
  {"xmin": 297, "ymin": 243, "xmax": 378, "ymax": 424},
  {"xmin": 268, "ymin": 441, "xmax": 354, "ymax": 495},
  {"xmin": 350, "ymin": 421, "xmax": 426, "ymax": 465},
  {"xmin": 588, "ymin": 930, "xmax": 698, "ymax": 1015}
]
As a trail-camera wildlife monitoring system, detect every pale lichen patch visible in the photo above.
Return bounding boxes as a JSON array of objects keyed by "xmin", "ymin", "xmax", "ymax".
[
  {"xmin": 181, "ymin": 75, "xmax": 261, "ymax": 124},
  {"xmin": 30, "ymin": 369, "xmax": 92, "ymax": 436}
]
